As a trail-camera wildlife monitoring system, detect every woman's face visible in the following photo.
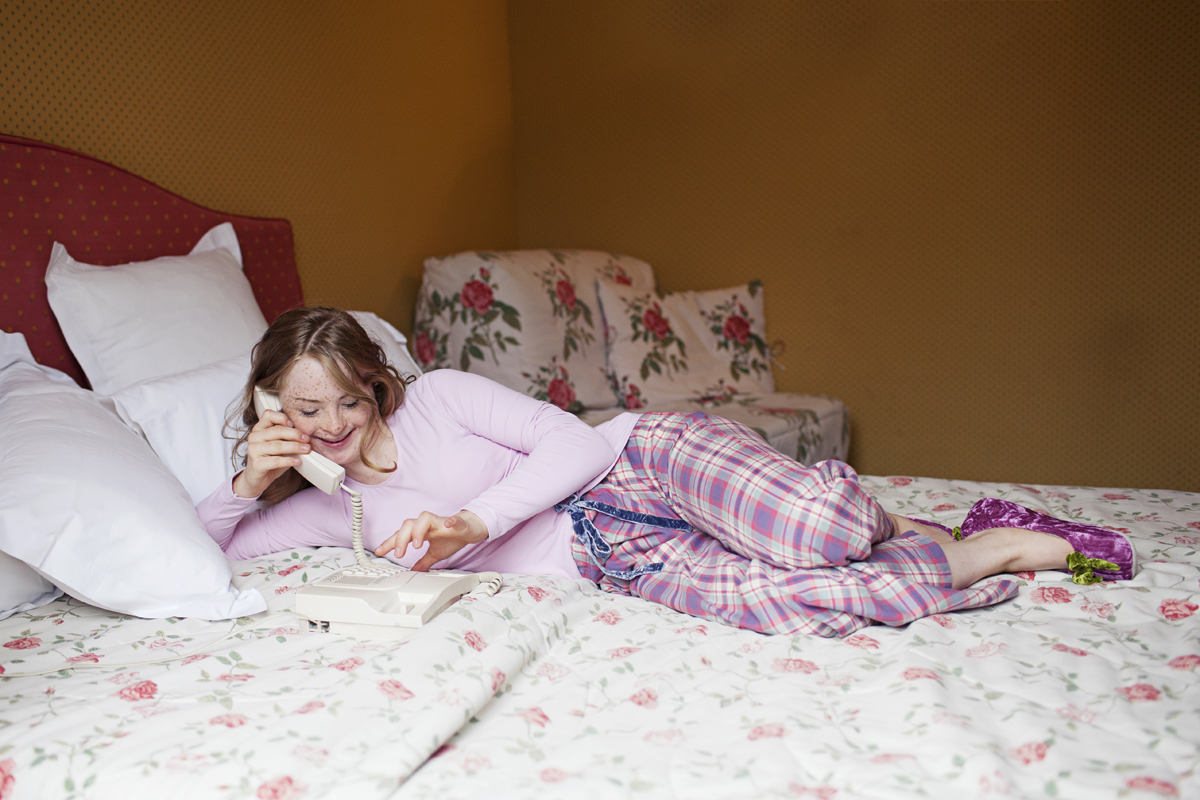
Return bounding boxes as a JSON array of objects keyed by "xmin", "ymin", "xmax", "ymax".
[{"xmin": 278, "ymin": 356, "xmax": 375, "ymax": 470}]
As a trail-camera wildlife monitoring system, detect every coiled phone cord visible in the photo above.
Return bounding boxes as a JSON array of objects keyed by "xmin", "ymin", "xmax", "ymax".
[
  {"xmin": 340, "ymin": 484, "xmax": 501, "ymax": 594},
  {"xmin": 343, "ymin": 485, "xmax": 373, "ymax": 569}
]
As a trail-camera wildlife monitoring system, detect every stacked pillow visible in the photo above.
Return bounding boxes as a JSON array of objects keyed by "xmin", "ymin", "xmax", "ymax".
[
  {"xmin": 0, "ymin": 331, "xmax": 265, "ymax": 620},
  {"xmin": 45, "ymin": 222, "xmax": 265, "ymax": 395},
  {"xmin": 0, "ymin": 550, "xmax": 61, "ymax": 621},
  {"xmin": 0, "ymin": 337, "xmax": 65, "ymax": 620},
  {"xmin": 0, "ymin": 224, "xmax": 281, "ymax": 620},
  {"xmin": 2, "ymin": 222, "xmax": 420, "ymax": 622}
]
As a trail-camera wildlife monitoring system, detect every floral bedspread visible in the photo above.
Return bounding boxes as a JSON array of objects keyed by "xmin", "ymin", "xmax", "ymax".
[{"xmin": 3, "ymin": 479, "xmax": 1198, "ymax": 799}]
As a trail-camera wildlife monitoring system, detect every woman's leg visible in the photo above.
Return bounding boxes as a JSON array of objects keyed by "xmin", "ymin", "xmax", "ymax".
[
  {"xmin": 624, "ymin": 526, "xmax": 1017, "ymax": 638},
  {"xmin": 579, "ymin": 413, "xmax": 1021, "ymax": 635},
  {"xmin": 636, "ymin": 414, "xmax": 892, "ymax": 570},
  {"xmin": 889, "ymin": 514, "xmax": 1073, "ymax": 590},
  {"xmin": 647, "ymin": 412, "xmax": 1074, "ymax": 591}
]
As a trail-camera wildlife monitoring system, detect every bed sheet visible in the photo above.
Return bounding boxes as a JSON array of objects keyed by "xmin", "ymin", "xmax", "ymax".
[
  {"xmin": 2, "ymin": 479, "xmax": 1198, "ymax": 800},
  {"xmin": 398, "ymin": 478, "xmax": 1200, "ymax": 799},
  {"xmin": 0, "ymin": 549, "xmax": 565, "ymax": 800}
]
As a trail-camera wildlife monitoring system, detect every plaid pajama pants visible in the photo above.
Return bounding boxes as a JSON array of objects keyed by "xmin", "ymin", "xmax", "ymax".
[{"xmin": 567, "ymin": 413, "xmax": 1017, "ymax": 638}]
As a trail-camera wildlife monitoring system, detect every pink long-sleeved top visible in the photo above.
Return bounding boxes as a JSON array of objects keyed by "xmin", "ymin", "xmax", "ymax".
[{"xmin": 197, "ymin": 369, "xmax": 639, "ymax": 579}]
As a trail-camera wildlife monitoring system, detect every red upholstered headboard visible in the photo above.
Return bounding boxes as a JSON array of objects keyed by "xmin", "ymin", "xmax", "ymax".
[{"xmin": 0, "ymin": 133, "xmax": 304, "ymax": 387}]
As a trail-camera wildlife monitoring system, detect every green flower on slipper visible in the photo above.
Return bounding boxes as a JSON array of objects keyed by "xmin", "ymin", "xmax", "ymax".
[{"xmin": 1067, "ymin": 551, "xmax": 1120, "ymax": 585}]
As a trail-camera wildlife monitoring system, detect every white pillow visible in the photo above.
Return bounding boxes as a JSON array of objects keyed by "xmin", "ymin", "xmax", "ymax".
[
  {"xmin": 0, "ymin": 345, "xmax": 266, "ymax": 620},
  {"xmin": 0, "ymin": 333, "xmax": 66, "ymax": 619},
  {"xmin": 0, "ymin": 550, "xmax": 62, "ymax": 621},
  {"xmin": 108, "ymin": 311, "xmax": 420, "ymax": 505},
  {"xmin": 45, "ymin": 222, "xmax": 268, "ymax": 395},
  {"xmin": 0, "ymin": 328, "xmax": 78, "ymax": 387},
  {"xmin": 109, "ymin": 354, "xmax": 249, "ymax": 506},
  {"xmin": 598, "ymin": 281, "xmax": 774, "ymax": 408}
]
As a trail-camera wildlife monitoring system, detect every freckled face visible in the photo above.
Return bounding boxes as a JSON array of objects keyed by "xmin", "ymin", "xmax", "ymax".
[{"xmin": 279, "ymin": 356, "xmax": 374, "ymax": 469}]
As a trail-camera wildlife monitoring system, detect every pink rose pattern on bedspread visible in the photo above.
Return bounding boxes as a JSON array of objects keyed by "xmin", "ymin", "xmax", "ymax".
[{"xmin": 1, "ymin": 482, "xmax": 1198, "ymax": 799}]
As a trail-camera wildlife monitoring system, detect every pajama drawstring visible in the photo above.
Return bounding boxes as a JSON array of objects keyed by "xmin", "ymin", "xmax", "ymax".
[{"xmin": 554, "ymin": 494, "xmax": 692, "ymax": 580}]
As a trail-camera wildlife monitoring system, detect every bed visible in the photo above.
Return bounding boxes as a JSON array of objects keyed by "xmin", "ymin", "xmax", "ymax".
[{"xmin": 1, "ymin": 134, "xmax": 1197, "ymax": 800}]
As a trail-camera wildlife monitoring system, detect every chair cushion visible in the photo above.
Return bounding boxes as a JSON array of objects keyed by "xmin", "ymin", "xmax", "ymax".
[{"xmin": 596, "ymin": 281, "xmax": 774, "ymax": 408}]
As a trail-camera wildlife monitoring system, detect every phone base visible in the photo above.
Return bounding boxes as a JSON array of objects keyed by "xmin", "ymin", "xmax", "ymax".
[{"xmin": 295, "ymin": 567, "xmax": 481, "ymax": 638}]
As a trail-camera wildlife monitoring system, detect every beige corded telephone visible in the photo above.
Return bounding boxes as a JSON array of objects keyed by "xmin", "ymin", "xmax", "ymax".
[{"xmin": 253, "ymin": 388, "xmax": 502, "ymax": 639}]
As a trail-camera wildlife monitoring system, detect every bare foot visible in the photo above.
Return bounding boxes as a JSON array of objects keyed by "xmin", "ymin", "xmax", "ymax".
[
  {"xmin": 969, "ymin": 527, "xmax": 1074, "ymax": 573},
  {"xmin": 889, "ymin": 517, "xmax": 1077, "ymax": 589}
]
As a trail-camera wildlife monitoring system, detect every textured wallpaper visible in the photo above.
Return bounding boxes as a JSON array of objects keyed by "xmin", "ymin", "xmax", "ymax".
[
  {"xmin": 509, "ymin": 0, "xmax": 1200, "ymax": 491},
  {"xmin": 3, "ymin": 0, "xmax": 1197, "ymax": 491},
  {"xmin": 1, "ymin": 0, "xmax": 517, "ymax": 331}
]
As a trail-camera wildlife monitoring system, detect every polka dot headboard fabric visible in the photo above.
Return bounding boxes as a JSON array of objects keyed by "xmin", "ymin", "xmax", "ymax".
[{"xmin": 0, "ymin": 134, "xmax": 304, "ymax": 387}]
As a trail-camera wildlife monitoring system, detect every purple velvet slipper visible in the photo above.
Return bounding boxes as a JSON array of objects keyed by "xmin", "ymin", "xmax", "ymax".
[{"xmin": 959, "ymin": 498, "xmax": 1138, "ymax": 584}]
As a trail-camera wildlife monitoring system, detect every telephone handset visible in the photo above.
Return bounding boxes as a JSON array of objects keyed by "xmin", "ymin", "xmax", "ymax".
[
  {"xmin": 253, "ymin": 387, "xmax": 347, "ymax": 494},
  {"xmin": 251, "ymin": 387, "xmax": 502, "ymax": 639}
]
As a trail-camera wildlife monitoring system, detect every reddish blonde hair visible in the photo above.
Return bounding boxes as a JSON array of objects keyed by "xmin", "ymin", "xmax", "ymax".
[{"xmin": 229, "ymin": 307, "xmax": 410, "ymax": 504}]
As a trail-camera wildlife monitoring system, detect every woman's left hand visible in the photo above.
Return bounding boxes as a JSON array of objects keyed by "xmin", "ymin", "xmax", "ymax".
[{"xmin": 375, "ymin": 510, "xmax": 489, "ymax": 571}]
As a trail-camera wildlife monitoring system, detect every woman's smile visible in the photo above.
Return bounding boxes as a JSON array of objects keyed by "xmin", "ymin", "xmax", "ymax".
[{"xmin": 315, "ymin": 427, "xmax": 354, "ymax": 449}]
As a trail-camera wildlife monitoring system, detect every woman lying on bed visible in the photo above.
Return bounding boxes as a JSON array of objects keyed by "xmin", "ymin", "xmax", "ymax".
[{"xmin": 198, "ymin": 307, "xmax": 1137, "ymax": 638}]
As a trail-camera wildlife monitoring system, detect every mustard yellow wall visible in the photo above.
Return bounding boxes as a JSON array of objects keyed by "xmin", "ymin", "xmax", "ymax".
[
  {"xmin": 1, "ymin": 0, "xmax": 517, "ymax": 330},
  {"xmin": 4, "ymin": 0, "xmax": 1198, "ymax": 492},
  {"xmin": 508, "ymin": 0, "xmax": 1200, "ymax": 491}
]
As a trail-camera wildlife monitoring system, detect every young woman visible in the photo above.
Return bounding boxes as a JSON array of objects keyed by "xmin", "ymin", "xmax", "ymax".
[{"xmin": 198, "ymin": 307, "xmax": 1137, "ymax": 638}]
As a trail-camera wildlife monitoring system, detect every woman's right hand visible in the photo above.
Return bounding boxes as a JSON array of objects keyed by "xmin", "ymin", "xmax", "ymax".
[{"xmin": 232, "ymin": 410, "xmax": 312, "ymax": 498}]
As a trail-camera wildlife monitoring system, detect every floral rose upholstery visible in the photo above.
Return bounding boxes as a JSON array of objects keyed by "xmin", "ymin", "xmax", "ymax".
[
  {"xmin": 415, "ymin": 253, "xmax": 851, "ymax": 465},
  {"xmin": 596, "ymin": 281, "xmax": 774, "ymax": 408},
  {"xmin": 413, "ymin": 250, "xmax": 655, "ymax": 410}
]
